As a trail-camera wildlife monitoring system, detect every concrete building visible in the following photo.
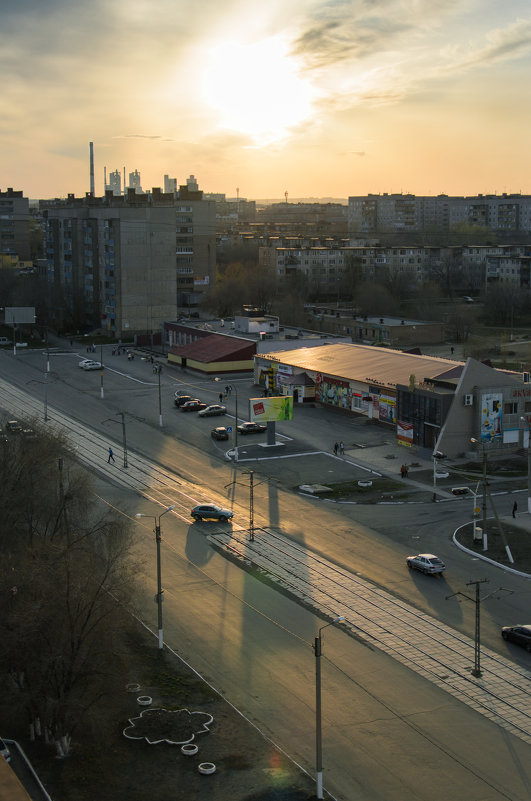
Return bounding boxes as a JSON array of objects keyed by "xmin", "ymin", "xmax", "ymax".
[
  {"xmin": 348, "ymin": 193, "xmax": 531, "ymax": 237},
  {"xmin": 164, "ymin": 175, "xmax": 177, "ymax": 194},
  {"xmin": 253, "ymin": 342, "xmax": 528, "ymax": 457},
  {"xmin": 42, "ymin": 187, "xmax": 216, "ymax": 338},
  {"xmin": 0, "ymin": 188, "xmax": 31, "ymax": 261}
]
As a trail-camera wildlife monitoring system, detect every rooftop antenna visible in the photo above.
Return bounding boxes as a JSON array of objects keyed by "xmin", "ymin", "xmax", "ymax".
[
  {"xmin": 123, "ymin": 166, "xmax": 126, "ymax": 195},
  {"xmin": 89, "ymin": 142, "xmax": 95, "ymax": 196},
  {"xmin": 104, "ymin": 166, "xmax": 107, "ymax": 191},
  {"xmin": 285, "ymin": 190, "xmax": 288, "ymax": 204}
]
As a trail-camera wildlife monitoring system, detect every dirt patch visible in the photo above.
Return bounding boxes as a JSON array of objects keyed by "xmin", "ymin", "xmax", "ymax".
[{"xmin": 0, "ymin": 625, "xmax": 317, "ymax": 801}]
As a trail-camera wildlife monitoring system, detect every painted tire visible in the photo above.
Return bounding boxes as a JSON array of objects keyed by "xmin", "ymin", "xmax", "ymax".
[
  {"xmin": 198, "ymin": 762, "xmax": 216, "ymax": 775},
  {"xmin": 126, "ymin": 683, "xmax": 140, "ymax": 693},
  {"xmin": 181, "ymin": 744, "xmax": 199, "ymax": 756},
  {"xmin": 136, "ymin": 696, "xmax": 152, "ymax": 706}
]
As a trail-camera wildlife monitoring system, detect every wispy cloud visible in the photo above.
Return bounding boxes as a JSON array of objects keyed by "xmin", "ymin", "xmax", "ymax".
[{"xmin": 442, "ymin": 16, "xmax": 531, "ymax": 73}]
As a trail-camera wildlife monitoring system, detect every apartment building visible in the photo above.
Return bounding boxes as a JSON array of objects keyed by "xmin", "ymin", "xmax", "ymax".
[
  {"xmin": 42, "ymin": 186, "xmax": 216, "ymax": 337},
  {"xmin": 348, "ymin": 193, "xmax": 531, "ymax": 236},
  {"xmin": 259, "ymin": 242, "xmax": 531, "ymax": 293},
  {"xmin": 0, "ymin": 188, "xmax": 31, "ymax": 261}
]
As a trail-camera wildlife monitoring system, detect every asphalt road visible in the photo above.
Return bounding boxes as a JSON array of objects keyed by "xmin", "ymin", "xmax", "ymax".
[{"xmin": 2, "ymin": 346, "xmax": 531, "ymax": 801}]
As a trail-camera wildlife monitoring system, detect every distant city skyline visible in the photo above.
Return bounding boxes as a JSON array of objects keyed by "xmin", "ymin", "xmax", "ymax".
[{"xmin": 2, "ymin": 0, "xmax": 531, "ymax": 200}]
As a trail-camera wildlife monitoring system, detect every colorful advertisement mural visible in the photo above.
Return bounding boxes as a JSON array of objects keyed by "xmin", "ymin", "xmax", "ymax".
[
  {"xmin": 315, "ymin": 374, "xmax": 352, "ymax": 409},
  {"xmin": 378, "ymin": 392, "xmax": 396, "ymax": 424},
  {"xmin": 480, "ymin": 392, "xmax": 502, "ymax": 440},
  {"xmin": 249, "ymin": 396, "xmax": 294, "ymax": 422}
]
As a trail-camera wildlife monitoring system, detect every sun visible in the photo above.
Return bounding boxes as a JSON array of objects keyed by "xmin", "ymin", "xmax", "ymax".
[{"xmin": 200, "ymin": 37, "xmax": 316, "ymax": 145}]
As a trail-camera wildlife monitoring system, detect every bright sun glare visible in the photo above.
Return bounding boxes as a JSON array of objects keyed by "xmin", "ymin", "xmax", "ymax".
[{"xmin": 201, "ymin": 38, "xmax": 315, "ymax": 145}]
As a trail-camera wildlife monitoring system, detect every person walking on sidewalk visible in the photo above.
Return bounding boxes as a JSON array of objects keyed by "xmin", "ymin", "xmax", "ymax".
[
  {"xmin": 339, "ymin": 440, "xmax": 345, "ymax": 455},
  {"xmin": 333, "ymin": 442, "xmax": 338, "ymax": 456},
  {"xmin": 512, "ymin": 501, "xmax": 518, "ymax": 518},
  {"xmin": 107, "ymin": 447, "xmax": 115, "ymax": 464}
]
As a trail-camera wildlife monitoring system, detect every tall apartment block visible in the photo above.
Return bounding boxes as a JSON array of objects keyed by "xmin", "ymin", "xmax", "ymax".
[
  {"xmin": 348, "ymin": 193, "xmax": 531, "ymax": 236},
  {"xmin": 42, "ymin": 186, "xmax": 216, "ymax": 338},
  {"xmin": 0, "ymin": 188, "xmax": 31, "ymax": 261}
]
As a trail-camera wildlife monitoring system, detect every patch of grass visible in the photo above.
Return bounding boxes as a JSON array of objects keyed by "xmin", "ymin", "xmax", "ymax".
[
  {"xmin": 457, "ymin": 523, "xmax": 531, "ymax": 573},
  {"xmin": 321, "ymin": 477, "xmax": 402, "ymax": 499}
]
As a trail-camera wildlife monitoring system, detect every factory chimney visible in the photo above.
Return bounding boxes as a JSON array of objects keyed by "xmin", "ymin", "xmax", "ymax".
[{"xmin": 89, "ymin": 141, "xmax": 95, "ymax": 196}]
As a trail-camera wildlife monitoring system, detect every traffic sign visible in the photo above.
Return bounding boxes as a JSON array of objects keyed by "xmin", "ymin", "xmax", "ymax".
[{"xmin": 226, "ymin": 426, "xmax": 233, "ymax": 432}]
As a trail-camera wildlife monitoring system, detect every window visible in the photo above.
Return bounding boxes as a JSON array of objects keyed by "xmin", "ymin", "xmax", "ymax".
[{"xmin": 504, "ymin": 401, "xmax": 518, "ymax": 415}]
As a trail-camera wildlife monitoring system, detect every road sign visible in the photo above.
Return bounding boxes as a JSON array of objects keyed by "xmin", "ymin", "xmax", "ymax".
[{"xmin": 226, "ymin": 426, "xmax": 233, "ymax": 432}]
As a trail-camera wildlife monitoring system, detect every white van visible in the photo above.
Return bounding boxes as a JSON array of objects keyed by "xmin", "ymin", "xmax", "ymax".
[{"xmin": 0, "ymin": 337, "xmax": 11, "ymax": 346}]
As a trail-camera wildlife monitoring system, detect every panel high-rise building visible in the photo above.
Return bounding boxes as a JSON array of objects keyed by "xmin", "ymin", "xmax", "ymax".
[{"xmin": 42, "ymin": 185, "xmax": 216, "ymax": 337}]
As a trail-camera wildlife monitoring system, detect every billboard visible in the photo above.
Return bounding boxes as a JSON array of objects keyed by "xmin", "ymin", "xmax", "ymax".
[
  {"xmin": 5, "ymin": 307, "xmax": 36, "ymax": 324},
  {"xmin": 249, "ymin": 396, "xmax": 293, "ymax": 422}
]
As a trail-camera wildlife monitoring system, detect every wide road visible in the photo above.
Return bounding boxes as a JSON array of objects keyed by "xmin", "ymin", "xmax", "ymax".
[{"xmin": 1, "ymin": 347, "xmax": 531, "ymax": 801}]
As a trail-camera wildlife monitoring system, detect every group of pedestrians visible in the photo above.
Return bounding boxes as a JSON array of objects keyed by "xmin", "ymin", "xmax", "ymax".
[
  {"xmin": 333, "ymin": 441, "xmax": 345, "ymax": 456},
  {"xmin": 400, "ymin": 464, "xmax": 409, "ymax": 478}
]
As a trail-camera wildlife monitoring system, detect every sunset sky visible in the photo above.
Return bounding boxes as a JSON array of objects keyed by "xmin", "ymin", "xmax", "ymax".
[{"xmin": 2, "ymin": 0, "xmax": 531, "ymax": 200}]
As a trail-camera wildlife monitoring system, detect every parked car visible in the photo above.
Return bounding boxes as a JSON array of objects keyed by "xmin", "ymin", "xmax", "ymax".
[
  {"xmin": 174, "ymin": 394, "xmax": 194, "ymax": 407},
  {"xmin": 0, "ymin": 738, "xmax": 11, "ymax": 762},
  {"xmin": 198, "ymin": 404, "xmax": 226, "ymax": 417},
  {"xmin": 78, "ymin": 359, "xmax": 93, "ymax": 368},
  {"xmin": 81, "ymin": 360, "xmax": 101, "ymax": 371},
  {"xmin": 211, "ymin": 426, "xmax": 229, "ymax": 441},
  {"xmin": 191, "ymin": 504, "xmax": 233, "ymax": 522},
  {"xmin": 406, "ymin": 553, "xmax": 446, "ymax": 575},
  {"xmin": 237, "ymin": 421, "xmax": 267, "ymax": 435},
  {"xmin": 0, "ymin": 337, "xmax": 10, "ymax": 346},
  {"xmin": 174, "ymin": 390, "xmax": 189, "ymax": 399},
  {"xmin": 181, "ymin": 400, "xmax": 207, "ymax": 412},
  {"xmin": 501, "ymin": 625, "xmax": 531, "ymax": 652}
]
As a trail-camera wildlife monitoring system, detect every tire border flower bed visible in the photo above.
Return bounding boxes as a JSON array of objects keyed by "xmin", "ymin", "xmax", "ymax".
[{"xmin": 123, "ymin": 707, "xmax": 214, "ymax": 746}]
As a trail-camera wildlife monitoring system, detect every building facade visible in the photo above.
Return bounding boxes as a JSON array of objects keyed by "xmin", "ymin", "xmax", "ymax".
[
  {"xmin": 348, "ymin": 193, "xmax": 531, "ymax": 237},
  {"xmin": 42, "ymin": 187, "xmax": 216, "ymax": 337},
  {"xmin": 0, "ymin": 188, "xmax": 31, "ymax": 261}
]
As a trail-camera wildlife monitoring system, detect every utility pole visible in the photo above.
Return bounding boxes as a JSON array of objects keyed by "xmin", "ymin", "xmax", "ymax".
[{"xmin": 446, "ymin": 580, "xmax": 512, "ymax": 677}]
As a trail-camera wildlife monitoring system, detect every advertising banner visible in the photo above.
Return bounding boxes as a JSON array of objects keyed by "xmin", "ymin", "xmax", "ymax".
[
  {"xmin": 480, "ymin": 392, "xmax": 502, "ymax": 440},
  {"xmin": 249, "ymin": 396, "xmax": 293, "ymax": 422},
  {"xmin": 397, "ymin": 421, "xmax": 414, "ymax": 447}
]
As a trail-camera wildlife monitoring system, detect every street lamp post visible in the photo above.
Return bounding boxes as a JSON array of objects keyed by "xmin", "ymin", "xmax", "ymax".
[
  {"xmin": 520, "ymin": 417, "xmax": 531, "ymax": 513},
  {"xmin": 135, "ymin": 505, "xmax": 175, "ymax": 650},
  {"xmin": 471, "ymin": 438, "xmax": 488, "ymax": 534},
  {"xmin": 100, "ymin": 343, "xmax": 104, "ymax": 399},
  {"xmin": 157, "ymin": 365, "xmax": 163, "ymax": 428},
  {"xmin": 314, "ymin": 615, "xmax": 345, "ymax": 800}
]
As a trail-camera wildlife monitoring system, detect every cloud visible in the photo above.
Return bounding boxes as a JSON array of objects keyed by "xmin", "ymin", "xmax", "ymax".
[{"xmin": 442, "ymin": 16, "xmax": 531, "ymax": 73}]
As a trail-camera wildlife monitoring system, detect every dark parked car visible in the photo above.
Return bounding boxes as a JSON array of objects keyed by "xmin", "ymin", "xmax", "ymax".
[
  {"xmin": 191, "ymin": 504, "xmax": 233, "ymax": 522},
  {"xmin": 198, "ymin": 404, "xmax": 226, "ymax": 417},
  {"xmin": 211, "ymin": 426, "xmax": 229, "ymax": 441},
  {"xmin": 406, "ymin": 553, "xmax": 445, "ymax": 575},
  {"xmin": 501, "ymin": 625, "xmax": 531, "ymax": 652},
  {"xmin": 237, "ymin": 421, "xmax": 267, "ymax": 435},
  {"xmin": 181, "ymin": 400, "xmax": 207, "ymax": 412},
  {"xmin": 174, "ymin": 394, "xmax": 194, "ymax": 407},
  {"xmin": 5, "ymin": 420, "xmax": 23, "ymax": 433}
]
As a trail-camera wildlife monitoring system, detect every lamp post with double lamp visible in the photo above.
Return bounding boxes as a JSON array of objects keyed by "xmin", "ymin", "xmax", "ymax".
[
  {"xmin": 520, "ymin": 417, "xmax": 531, "ymax": 513},
  {"xmin": 135, "ymin": 505, "xmax": 175, "ymax": 650},
  {"xmin": 314, "ymin": 615, "xmax": 345, "ymax": 800}
]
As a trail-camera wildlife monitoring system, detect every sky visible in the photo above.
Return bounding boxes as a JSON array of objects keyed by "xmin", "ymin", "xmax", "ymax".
[{"xmin": 1, "ymin": 0, "xmax": 531, "ymax": 200}]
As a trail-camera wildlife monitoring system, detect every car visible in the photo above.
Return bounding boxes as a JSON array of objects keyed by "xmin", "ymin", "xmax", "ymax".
[
  {"xmin": 237, "ymin": 421, "xmax": 267, "ymax": 435},
  {"xmin": 78, "ymin": 358, "xmax": 93, "ymax": 368},
  {"xmin": 501, "ymin": 625, "xmax": 531, "ymax": 652},
  {"xmin": 0, "ymin": 738, "xmax": 11, "ymax": 763},
  {"xmin": 191, "ymin": 504, "xmax": 233, "ymax": 522},
  {"xmin": 81, "ymin": 360, "xmax": 101, "ymax": 370},
  {"xmin": 198, "ymin": 404, "xmax": 226, "ymax": 417},
  {"xmin": 5, "ymin": 420, "xmax": 22, "ymax": 433},
  {"xmin": 406, "ymin": 553, "xmax": 446, "ymax": 575},
  {"xmin": 462, "ymin": 296, "xmax": 474, "ymax": 303},
  {"xmin": 181, "ymin": 400, "xmax": 207, "ymax": 412},
  {"xmin": 0, "ymin": 337, "xmax": 10, "ymax": 346},
  {"xmin": 211, "ymin": 426, "xmax": 229, "ymax": 441},
  {"xmin": 174, "ymin": 394, "xmax": 195, "ymax": 407},
  {"xmin": 174, "ymin": 390, "xmax": 189, "ymax": 399}
]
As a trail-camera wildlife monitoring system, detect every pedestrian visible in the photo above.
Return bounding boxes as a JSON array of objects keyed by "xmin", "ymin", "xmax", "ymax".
[
  {"xmin": 107, "ymin": 447, "xmax": 115, "ymax": 464},
  {"xmin": 400, "ymin": 464, "xmax": 406, "ymax": 479},
  {"xmin": 228, "ymin": 385, "xmax": 232, "ymax": 395},
  {"xmin": 450, "ymin": 346, "xmax": 454, "ymax": 356},
  {"xmin": 117, "ymin": 348, "xmax": 121, "ymax": 356},
  {"xmin": 339, "ymin": 440, "xmax": 345, "ymax": 455},
  {"xmin": 512, "ymin": 501, "xmax": 518, "ymax": 518},
  {"xmin": 334, "ymin": 442, "xmax": 338, "ymax": 456},
  {"xmin": 225, "ymin": 385, "xmax": 229, "ymax": 395},
  {"xmin": 112, "ymin": 348, "xmax": 116, "ymax": 355},
  {"xmin": 404, "ymin": 464, "xmax": 409, "ymax": 478},
  {"xmin": 219, "ymin": 392, "xmax": 223, "ymax": 403}
]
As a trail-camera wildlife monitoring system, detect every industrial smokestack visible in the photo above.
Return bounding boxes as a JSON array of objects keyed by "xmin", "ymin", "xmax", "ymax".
[{"xmin": 89, "ymin": 142, "xmax": 95, "ymax": 196}]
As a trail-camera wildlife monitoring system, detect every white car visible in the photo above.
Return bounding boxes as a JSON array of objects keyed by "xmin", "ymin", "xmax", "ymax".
[
  {"xmin": 81, "ymin": 360, "xmax": 101, "ymax": 371},
  {"xmin": 406, "ymin": 553, "xmax": 445, "ymax": 575},
  {"xmin": 198, "ymin": 404, "xmax": 226, "ymax": 417}
]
